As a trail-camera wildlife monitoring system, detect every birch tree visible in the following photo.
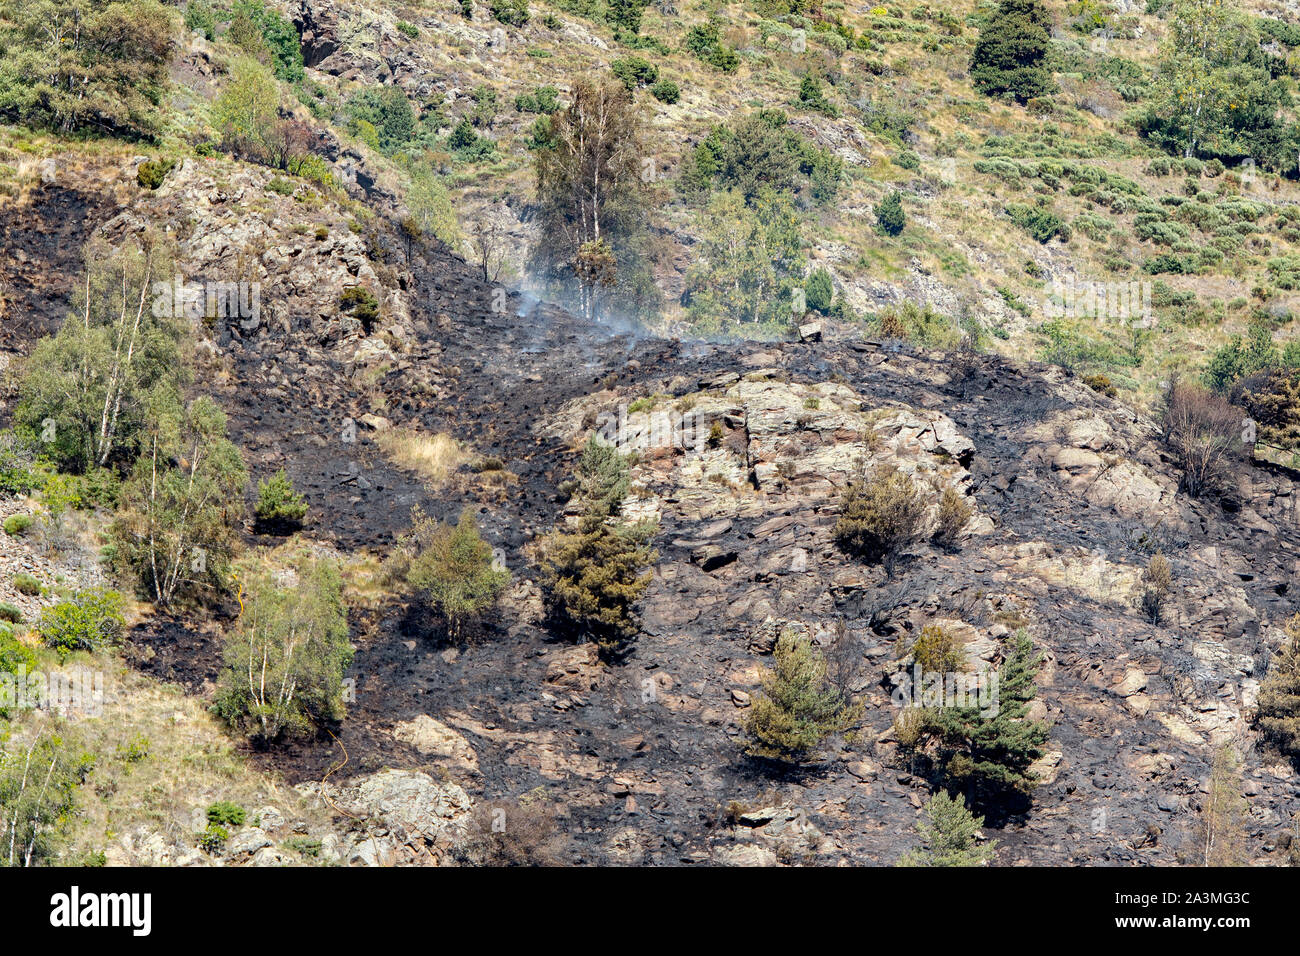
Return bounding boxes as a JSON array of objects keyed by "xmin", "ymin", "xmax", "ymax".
[
  {"xmin": 532, "ymin": 80, "xmax": 647, "ymax": 322},
  {"xmin": 213, "ymin": 557, "xmax": 352, "ymax": 743},
  {"xmin": 17, "ymin": 237, "xmax": 185, "ymax": 473},
  {"xmin": 111, "ymin": 395, "xmax": 247, "ymax": 607}
]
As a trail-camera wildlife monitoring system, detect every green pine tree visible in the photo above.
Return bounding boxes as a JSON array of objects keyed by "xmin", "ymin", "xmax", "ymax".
[
  {"xmin": 969, "ymin": 0, "xmax": 1054, "ymax": 104},
  {"xmin": 899, "ymin": 790, "xmax": 998, "ymax": 866},
  {"xmin": 924, "ymin": 629, "xmax": 1050, "ymax": 810},
  {"xmin": 805, "ymin": 267, "xmax": 833, "ymax": 314},
  {"xmin": 875, "ymin": 190, "xmax": 906, "ymax": 236},
  {"xmin": 744, "ymin": 631, "xmax": 858, "ymax": 763}
]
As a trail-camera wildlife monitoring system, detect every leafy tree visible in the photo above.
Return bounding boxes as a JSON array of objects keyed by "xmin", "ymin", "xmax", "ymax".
[
  {"xmin": 0, "ymin": 0, "xmax": 175, "ymax": 139},
  {"xmin": 684, "ymin": 187, "xmax": 806, "ymax": 334},
  {"xmin": 16, "ymin": 238, "xmax": 186, "ymax": 474},
  {"xmin": 211, "ymin": 56, "xmax": 283, "ymax": 162},
  {"xmin": 922, "ymin": 629, "xmax": 1050, "ymax": 812},
  {"xmin": 253, "ymin": 468, "xmax": 308, "ymax": 532},
  {"xmin": 875, "ymin": 190, "xmax": 906, "ymax": 236},
  {"xmin": 400, "ymin": 509, "xmax": 510, "ymax": 642},
  {"xmin": 744, "ymin": 631, "xmax": 857, "ymax": 763},
  {"xmin": 532, "ymin": 80, "xmax": 655, "ymax": 322},
  {"xmin": 1143, "ymin": 0, "xmax": 1298, "ymax": 165},
  {"xmin": 1198, "ymin": 743, "xmax": 1247, "ymax": 865},
  {"xmin": 111, "ymin": 395, "xmax": 247, "ymax": 607},
  {"xmin": 0, "ymin": 724, "xmax": 92, "ymax": 866},
  {"xmin": 969, "ymin": 0, "xmax": 1054, "ymax": 104},
  {"xmin": 407, "ymin": 161, "xmax": 463, "ymax": 248},
  {"xmin": 213, "ymin": 557, "xmax": 352, "ymax": 743},
  {"xmin": 899, "ymin": 791, "xmax": 998, "ymax": 866}
]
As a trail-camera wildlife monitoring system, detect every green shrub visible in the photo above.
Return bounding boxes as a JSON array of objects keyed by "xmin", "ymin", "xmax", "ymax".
[
  {"xmin": 932, "ymin": 487, "xmax": 972, "ymax": 549},
  {"xmin": 3, "ymin": 514, "xmax": 32, "ymax": 537},
  {"xmin": 136, "ymin": 158, "xmax": 175, "ymax": 190},
  {"xmin": 899, "ymin": 791, "xmax": 997, "ymax": 866},
  {"xmin": 199, "ymin": 823, "xmax": 229, "ymax": 854},
  {"xmin": 0, "ymin": 623, "xmax": 35, "ymax": 675},
  {"xmin": 447, "ymin": 117, "xmax": 495, "ymax": 161},
  {"xmin": 805, "ymin": 267, "xmax": 833, "ymax": 314},
  {"xmin": 206, "ymin": 801, "xmax": 246, "ymax": 827},
  {"xmin": 339, "ymin": 285, "xmax": 381, "ymax": 332},
  {"xmin": 253, "ymin": 468, "xmax": 308, "ymax": 532},
  {"xmin": 910, "ymin": 623, "xmax": 965, "ymax": 672},
  {"xmin": 834, "ymin": 466, "xmax": 927, "ymax": 566},
  {"xmin": 650, "ymin": 79, "xmax": 680, "ymax": 104},
  {"xmin": 12, "ymin": 573, "xmax": 40, "ymax": 596},
  {"xmin": 396, "ymin": 20, "xmax": 420, "ymax": 37},
  {"xmin": 683, "ymin": 21, "xmax": 739, "ymax": 72},
  {"xmin": 38, "ymin": 588, "xmax": 125, "ymax": 659},
  {"xmin": 796, "ymin": 74, "xmax": 838, "ymax": 116},
  {"xmin": 489, "ymin": 0, "xmax": 529, "ymax": 25},
  {"xmin": 515, "ymin": 85, "xmax": 561, "ymax": 114},
  {"xmin": 0, "ymin": 604, "xmax": 22, "ymax": 624},
  {"xmin": 1007, "ymin": 202, "xmax": 1068, "ymax": 242},
  {"xmin": 396, "ymin": 508, "xmax": 510, "ymax": 642},
  {"xmin": 610, "ymin": 55, "xmax": 658, "ymax": 90}
]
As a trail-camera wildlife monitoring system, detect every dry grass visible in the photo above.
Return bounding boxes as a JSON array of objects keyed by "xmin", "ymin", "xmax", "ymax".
[{"xmin": 374, "ymin": 427, "xmax": 468, "ymax": 486}]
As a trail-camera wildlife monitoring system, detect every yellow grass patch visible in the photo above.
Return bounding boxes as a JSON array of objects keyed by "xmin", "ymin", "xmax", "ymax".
[{"xmin": 374, "ymin": 427, "xmax": 468, "ymax": 486}]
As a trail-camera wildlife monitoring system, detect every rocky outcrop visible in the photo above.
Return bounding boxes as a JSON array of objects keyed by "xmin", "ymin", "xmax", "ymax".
[{"xmin": 297, "ymin": 770, "xmax": 473, "ymax": 866}]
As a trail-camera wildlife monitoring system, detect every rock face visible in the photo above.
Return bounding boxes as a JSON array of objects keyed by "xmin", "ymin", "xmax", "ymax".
[
  {"xmin": 392, "ymin": 715, "xmax": 480, "ymax": 773},
  {"xmin": 298, "ymin": 770, "xmax": 472, "ymax": 866}
]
